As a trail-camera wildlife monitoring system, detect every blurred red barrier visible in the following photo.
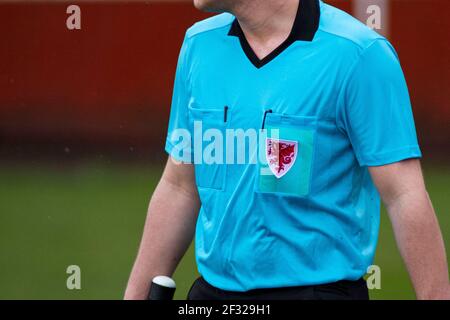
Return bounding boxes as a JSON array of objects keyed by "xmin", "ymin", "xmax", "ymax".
[
  {"xmin": 390, "ymin": 0, "xmax": 450, "ymax": 151},
  {"xmin": 0, "ymin": 1, "xmax": 447, "ymax": 159},
  {"xmin": 0, "ymin": 1, "xmax": 209, "ymax": 158}
]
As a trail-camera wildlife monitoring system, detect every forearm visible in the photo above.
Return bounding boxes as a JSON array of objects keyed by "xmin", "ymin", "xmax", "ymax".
[
  {"xmin": 387, "ymin": 190, "xmax": 449, "ymax": 299},
  {"xmin": 124, "ymin": 175, "xmax": 200, "ymax": 300}
]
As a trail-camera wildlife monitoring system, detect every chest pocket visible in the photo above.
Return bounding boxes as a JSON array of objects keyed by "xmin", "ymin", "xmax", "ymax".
[
  {"xmin": 189, "ymin": 105, "xmax": 228, "ymax": 191},
  {"xmin": 256, "ymin": 113, "xmax": 316, "ymax": 197}
]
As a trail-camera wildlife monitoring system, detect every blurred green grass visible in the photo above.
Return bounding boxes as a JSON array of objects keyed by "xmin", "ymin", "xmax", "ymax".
[{"xmin": 0, "ymin": 161, "xmax": 448, "ymax": 300}]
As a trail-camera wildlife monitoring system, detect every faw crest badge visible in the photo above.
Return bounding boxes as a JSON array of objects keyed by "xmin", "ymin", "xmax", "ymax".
[{"xmin": 265, "ymin": 138, "xmax": 298, "ymax": 178}]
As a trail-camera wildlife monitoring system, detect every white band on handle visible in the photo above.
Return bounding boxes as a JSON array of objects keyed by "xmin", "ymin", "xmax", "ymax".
[{"xmin": 152, "ymin": 276, "xmax": 176, "ymax": 289}]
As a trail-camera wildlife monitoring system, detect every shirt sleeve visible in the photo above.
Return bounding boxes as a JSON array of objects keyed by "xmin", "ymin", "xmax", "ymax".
[
  {"xmin": 337, "ymin": 39, "xmax": 422, "ymax": 167},
  {"xmin": 164, "ymin": 35, "xmax": 193, "ymax": 163}
]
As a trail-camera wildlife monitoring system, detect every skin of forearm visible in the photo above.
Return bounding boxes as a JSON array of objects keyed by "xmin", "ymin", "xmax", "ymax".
[
  {"xmin": 386, "ymin": 190, "xmax": 449, "ymax": 299},
  {"xmin": 124, "ymin": 172, "xmax": 200, "ymax": 300}
]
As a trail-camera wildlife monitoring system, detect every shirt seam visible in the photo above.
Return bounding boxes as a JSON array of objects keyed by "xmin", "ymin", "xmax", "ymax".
[
  {"xmin": 186, "ymin": 22, "xmax": 234, "ymax": 40},
  {"xmin": 334, "ymin": 38, "xmax": 389, "ymax": 135}
]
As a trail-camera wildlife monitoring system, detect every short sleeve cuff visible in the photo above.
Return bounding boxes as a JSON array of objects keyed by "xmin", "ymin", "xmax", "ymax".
[
  {"xmin": 165, "ymin": 138, "xmax": 193, "ymax": 163},
  {"xmin": 358, "ymin": 145, "xmax": 422, "ymax": 167}
]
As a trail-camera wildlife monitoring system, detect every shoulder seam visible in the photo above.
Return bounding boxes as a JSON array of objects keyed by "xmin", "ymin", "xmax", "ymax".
[
  {"xmin": 186, "ymin": 21, "xmax": 234, "ymax": 39},
  {"xmin": 335, "ymin": 38, "xmax": 388, "ymax": 134},
  {"xmin": 318, "ymin": 28, "xmax": 384, "ymax": 51}
]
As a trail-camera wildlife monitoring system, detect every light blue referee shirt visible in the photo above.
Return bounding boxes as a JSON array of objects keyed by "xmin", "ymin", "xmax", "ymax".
[{"xmin": 165, "ymin": 0, "xmax": 422, "ymax": 291}]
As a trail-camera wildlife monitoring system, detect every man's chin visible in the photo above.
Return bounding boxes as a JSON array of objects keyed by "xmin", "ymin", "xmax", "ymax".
[{"xmin": 193, "ymin": 0, "xmax": 226, "ymax": 13}]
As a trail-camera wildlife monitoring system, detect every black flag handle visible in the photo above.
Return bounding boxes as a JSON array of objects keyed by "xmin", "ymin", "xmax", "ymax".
[{"xmin": 148, "ymin": 276, "xmax": 176, "ymax": 300}]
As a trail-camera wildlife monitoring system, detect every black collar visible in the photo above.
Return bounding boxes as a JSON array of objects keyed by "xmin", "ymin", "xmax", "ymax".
[{"xmin": 228, "ymin": 0, "xmax": 320, "ymax": 68}]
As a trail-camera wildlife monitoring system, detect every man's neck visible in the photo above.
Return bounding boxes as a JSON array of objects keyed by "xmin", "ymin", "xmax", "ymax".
[{"xmin": 230, "ymin": 0, "xmax": 300, "ymax": 60}]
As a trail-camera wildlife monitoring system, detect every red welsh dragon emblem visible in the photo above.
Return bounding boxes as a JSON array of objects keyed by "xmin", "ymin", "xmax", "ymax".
[{"xmin": 265, "ymin": 138, "xmax": 298, "ymax": 178}]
